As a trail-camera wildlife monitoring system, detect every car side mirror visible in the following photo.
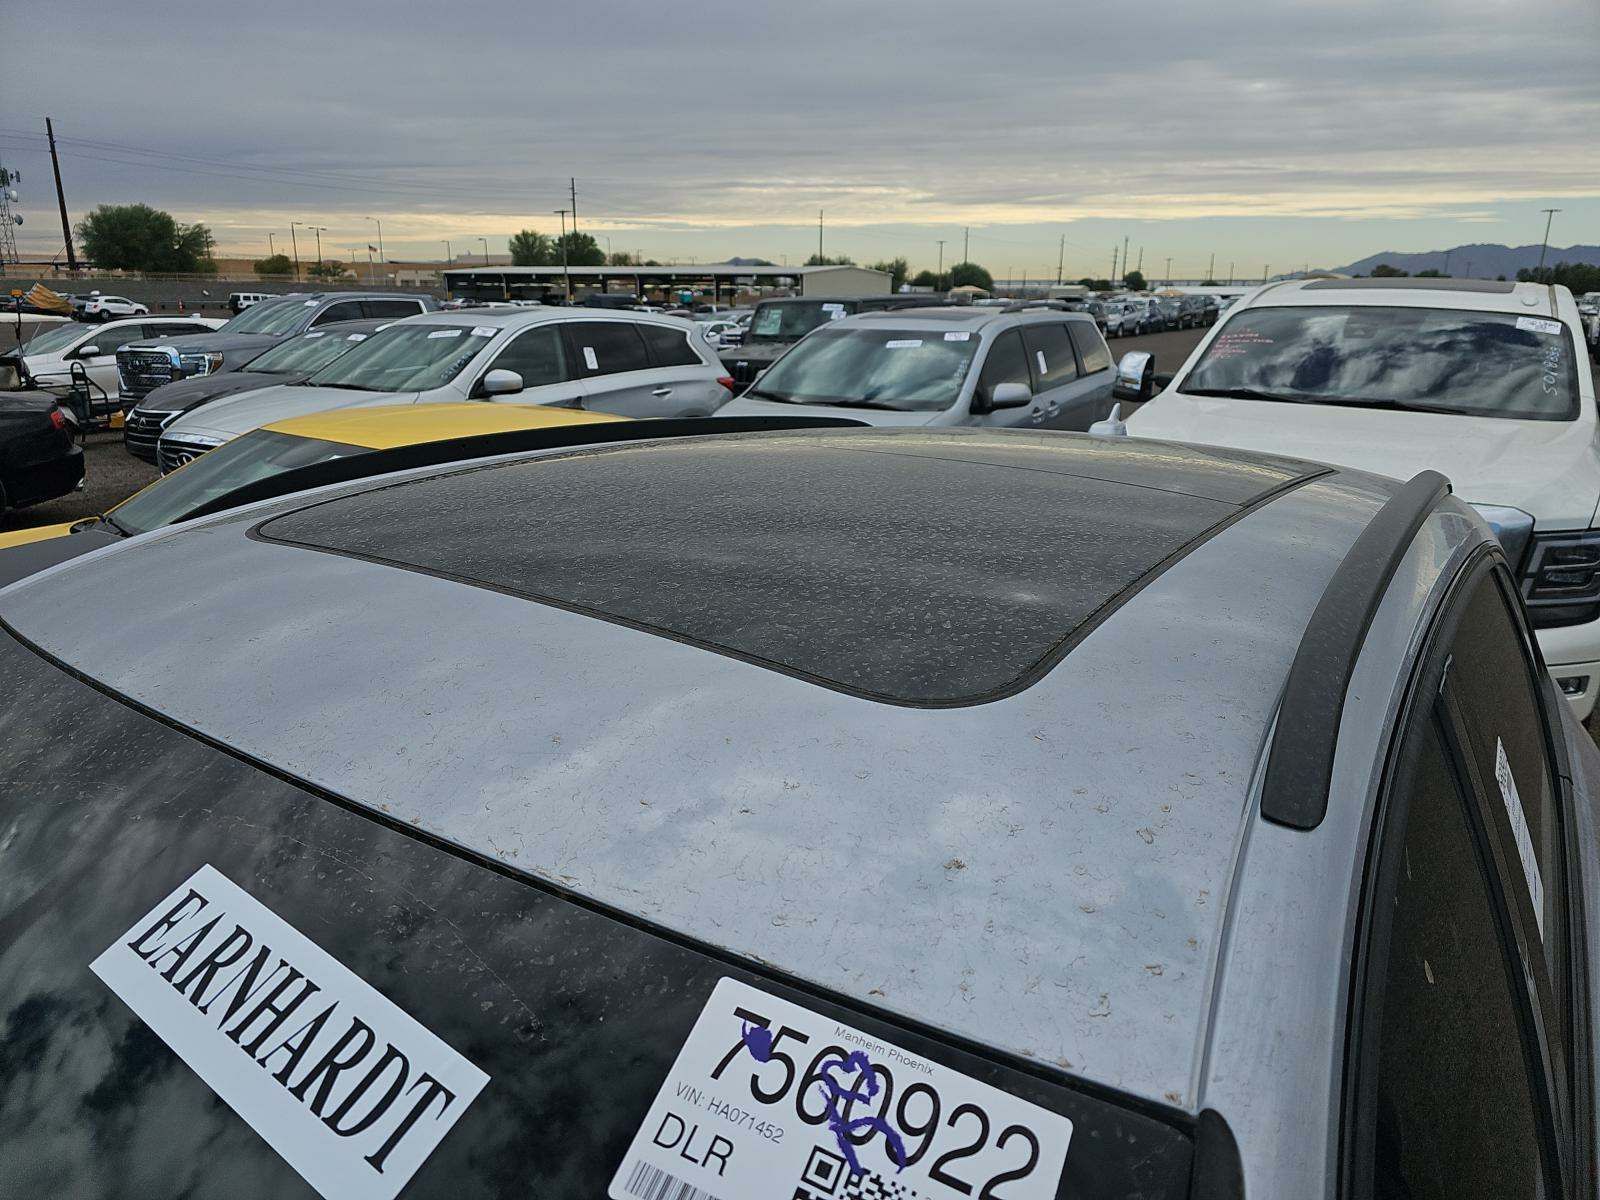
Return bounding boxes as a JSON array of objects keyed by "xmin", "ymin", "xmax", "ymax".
[
  {"xmin": 75, "ymin": 345, "xmax": 101, "ymax": 358},
  {"xmin": 480, "ymin": 368, "xmax": 524, "ymax": 396},
  {"xmin": 983, "ymin": 381, "xmax": 1033, "ymax": 411},
  {"xmin": 1111, "ymin": 352, "xmax": 1155, "ymax": 402},
  {"xmin": 1154, "ymin": 372, "xmax": 1174, "ymax": 389}
]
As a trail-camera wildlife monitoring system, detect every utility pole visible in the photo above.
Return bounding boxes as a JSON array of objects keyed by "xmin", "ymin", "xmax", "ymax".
[
  {"xmin": 1263, "ymin": 264, "xmax": 1271, "ymax": 283},
  {"xmin": 1164, "ymin": 256, "xmax": 1173, "ymax": 284},
  {"xmin": 1136, "ymin": 245, "xmax": 1144, "ymax": 272},
  {"xmin": 1207, "ymin": 252, "xmax": 1215, "ymax": 281},
  {"xmin": 1464, "ymin": 258, "xmax": 1472, "ymax": 278},
  {"xmin": 45, "ymin": 117, "xmax": 77, "ymax": 271},
  {"xmin": 1442, "ymin": 248, "xmax": 1451, "ymax": 276},
  {"xmin": 937, "ymin": 239, "xmax": 946, "ymax": 289},
  {"xmin": 289, "ymin": 221, "xmax": 304, "ymax": 281},
  {"xmin": 570, "ymin": 179, "xmax": 579, "ymax": 237},
  {"xmin": 366, "ymin": 216, "xmax": 384, "ymax": 261},
  {"xmin": 1537, "ymin": 208, "xmax": 1561, "ymax": 274},
  {"xmin": 963, "ymin": 226, "xmax": 969, "ymax": 264},
  {"xmin": 1110, "ymin": 245, "xmax": 1118, "ymax": 283},
  {"xmin": 444, "ymin": 240, "xmax": 452, "ymax": 264},
  {"xmin": 1121, "ymin": 235, "xmax": 1129, "ymax": 283},
  {"xmin": 268, "ymin": 232, "xmax": 276, "ymax": 258},
  {"xmin": 310, "ymin": 225, "xmax": 328, "ymax": 273},
  {"xmin": 367, "ymin": 246, "xmax": 374, "ymax": 284},
  {"xmin": 555, "ymin": 210, "xmax": 571, "ymax": 302},
  {"xmin": 1056, "ymin": 234, "xmax": 1065, "ymax": 285},
  {"xmin": 817, "ymin": 210, "xmax": 824, "ymax": 262},
  {"xmin": 1228, "ymin": 261, "xmax": 1234, "ymax": 285}
]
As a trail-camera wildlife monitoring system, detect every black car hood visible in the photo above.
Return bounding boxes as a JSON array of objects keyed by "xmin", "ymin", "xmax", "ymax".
[
  {"xmin": 133, "ymin": 369, "xmax": 308, "ymax": 415},
  {"xmin": 128, "ymin": 331, "xmax": 285, "ymax": 357}
]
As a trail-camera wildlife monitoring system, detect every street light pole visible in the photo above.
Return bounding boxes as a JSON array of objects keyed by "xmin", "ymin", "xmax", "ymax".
[
  {"xmin": 478, "ymin": 236, "xmax": 490, "ymax": 266},
  {"xmin": 310, "ymin": 225, "xmax": 328, "ymax": 275},
  {"xmin": 554, "ymin": 211, "xmax": 571, "ymax": 302},
  {"xmin": 444, "ymin": 240, "xmax": 451, "ymax": 264},
  {"xmin": 937, "ymin": 240, "xmax": 945, "ymax": 290},
  {"xmin": 268, "ymin": 232, "xmax": 275, "ymax": 259},
  {"xmin": 1537, "ymin": 208, "xmax": 1561, "ymax": 275},
  {"xmin": 288, "ymin": 222, "xmax": 304, "ymax": 281},
  {"xmin": 366, "ymin": 217, "xmax": 384, "ymax": 262}
]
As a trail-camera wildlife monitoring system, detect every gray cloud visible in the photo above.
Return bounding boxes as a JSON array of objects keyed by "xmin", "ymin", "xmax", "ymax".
[{"xmin": 2, "ymin": 0, "xmax": 1595, "ymax": 271}]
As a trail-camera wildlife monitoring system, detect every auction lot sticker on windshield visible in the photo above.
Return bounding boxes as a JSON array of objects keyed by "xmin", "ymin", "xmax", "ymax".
[
  {"xmin": 609, "ymin": 977, "xmax": 1070, "ymax": 1200},
  {"xmin": 1516, "ymin": 316, "xmax": 1563, "ymax": 336},
  {"xmin": 91, "ymin": 864, "xmax": 489, "ymax": 1200}
]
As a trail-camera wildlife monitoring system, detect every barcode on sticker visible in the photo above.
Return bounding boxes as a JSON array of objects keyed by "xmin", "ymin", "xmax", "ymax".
[{"xmin": 620, "ymin": 1160, "xmax": 725, "ymax": 1200}]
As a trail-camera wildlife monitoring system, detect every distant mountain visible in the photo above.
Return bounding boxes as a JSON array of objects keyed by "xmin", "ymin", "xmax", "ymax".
[
  {"xmin": 1331, "ymin": 243, "xmax": 1600, "ymax": 279},
  {"xmin": 721, "ymin": 256, "xmax": 775, "ymax": 267}
]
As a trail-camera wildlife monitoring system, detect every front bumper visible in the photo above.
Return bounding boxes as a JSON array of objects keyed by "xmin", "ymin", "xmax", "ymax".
[{"xmin": 1536, "ymin": 620, "xmax": 1600, "ymax": 719}]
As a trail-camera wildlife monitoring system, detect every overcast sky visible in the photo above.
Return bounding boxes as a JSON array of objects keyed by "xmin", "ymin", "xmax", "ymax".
[{"xmin": 3, "ymin": 0, "xmax": 1596, "ymax": 278}]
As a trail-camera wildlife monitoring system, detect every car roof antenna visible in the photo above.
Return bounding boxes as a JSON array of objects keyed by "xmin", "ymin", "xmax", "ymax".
[{"xmin": 1089, "ymin": 403, "xmax": 1128, "ymax": 438}]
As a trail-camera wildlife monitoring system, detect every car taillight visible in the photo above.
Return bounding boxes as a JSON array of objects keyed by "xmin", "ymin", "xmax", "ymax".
[
  {"xmin": 717, "ymin": 376, "xmax": 736, "ymax": 393},
  {"xmin": 1521, "ymin": 531, "xmax": 1600, "ymax": 628},
  {"xmin": 48, "ymin": 408, "xmax": 67, "ymax": 431}
]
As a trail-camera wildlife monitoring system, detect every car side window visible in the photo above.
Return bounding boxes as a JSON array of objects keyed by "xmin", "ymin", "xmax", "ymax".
[
  {"xmin": 568, "ymin": 321, "xmax": 650, "ymax": 377},
  {"xmin": 362, "ymin": 299, "xmax": 425, "ymax": 319},
  {"xmin": 484, "ymin": 326, "xmax": 569, "ymax": 389},
  {"xmin": 1347, "ymin": 566, "xmax": 1568, "ymax": 1199},
  {"xmin": 639, "ymin": 323, "xmax": 701, "ymax": 367},
  {"xmin": 976, "ymin": 329, "xmax": 1031, "ymax": 404},
  {"xmin": 1069, "ymin": 321, "xmax": 1113, "ymax": 374},
  {"xmin": 311, "ymin": 301, "xmax": 365, "ymax": 327},
  {"xmin": 85, "ymin": 327, "xmax": 147, "ymax": 355},
  {"xmin": 145, "ymin": 323, "xmax": 209, "ymax": 339},
  {"xmin": 1020, "ymin": 323, "xmax": 1079, "ymax": 388}
]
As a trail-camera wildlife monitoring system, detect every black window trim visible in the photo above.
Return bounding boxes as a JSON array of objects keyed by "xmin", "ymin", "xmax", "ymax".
[
  {"xmin": 1067, "ymin": 318, "xmax": 1111, "ymax": 377},
  {"xmin": 1339, "ymin": 549, "xmax": 1572, "ymax": 1198}
]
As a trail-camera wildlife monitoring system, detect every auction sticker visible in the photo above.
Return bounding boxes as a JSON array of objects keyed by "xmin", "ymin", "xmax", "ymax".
[
  {"xmin": 608, "ymin": 978, "xmax": 1071, "ymax": 1200},
  {"xmin": 1516, "ymin": 316, "xmax": 1563, "ymax": 336}
]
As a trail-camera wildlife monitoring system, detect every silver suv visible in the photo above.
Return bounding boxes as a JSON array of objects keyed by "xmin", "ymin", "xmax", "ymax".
[
  {"xmin": 157, "ymin": 306, "xmax": 734, "ymax": 465},
  {"xmin": 1, "ymin": 425, "xmax": 1592, "ymax": 1197},
  {"xmin": 722, "ymin": 303, "xmax": 1116, "ymax": 429}
]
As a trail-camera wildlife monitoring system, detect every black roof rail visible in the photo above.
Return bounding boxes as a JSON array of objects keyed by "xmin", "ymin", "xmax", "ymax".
[
  {"xmin": 180, "ymin": 415, "xmax": 868, "ymax": 523},
  {"xmin": 1259, "ymin": 470, "xmax": 1451, "ymax": 830},
  {"xmin": 998, "ymin": 299, "xmax": 1074, "ymax": 313}
]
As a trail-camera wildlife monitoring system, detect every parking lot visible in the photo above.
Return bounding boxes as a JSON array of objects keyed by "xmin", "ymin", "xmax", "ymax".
[{"xmin": 0, "ymin": 321, "xmax": 1211, "ymax": 534}]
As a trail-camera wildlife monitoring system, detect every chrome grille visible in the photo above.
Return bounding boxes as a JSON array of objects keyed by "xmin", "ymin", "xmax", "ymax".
[
  {"xmin": 157, "ymin": 437, "xmax": 214, "ymax": 475},
  {"xmin": 117, "ymin": 349, "xmax": 178, "ymax": 402},
  {"xmin": 122, "ymin": 408, "xmax": 176, "ymax": 464}
]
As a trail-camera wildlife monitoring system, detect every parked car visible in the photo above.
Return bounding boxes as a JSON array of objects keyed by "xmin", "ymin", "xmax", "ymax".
[
  {"xmin": 121, "ymin": 319, "xmax": 389, "ymax": 464},
  {"xmin": 1199, "ymin": 295, "xmax": 1221, "ymax": 325},
  {"xmin": 227, "ymin": 292, "xmax": 276, "ymax": 314},
  {"xmin": 115, "ymin": 292, "xmax": 438, "ymax": 407},
  {"xmin": 721, "ymin": 294, "xmax": 948, "ymax": 384},
  {"xmin": 0, "ymin": 402, "xmax": 629, "ymax": 579},
  {"xmin": 0, "ymin": 394, "xmax": 82, "ymax": 515},
  {"xmin": 1, "ymin": 424, "xmax": 1594, "ymax": 1199},
  {"xmin": 721, "ymin": 304, "xmax": 1115, "ymax": 429},
  {"xmin": 1125, "ymin": 297, "xmax": 1165, "ymax": 334},
  {"xmin": 1123, "ymin": 276, "xmax": 1600, "ymax": 714},
  {"xmin": 73, "ymin": 293, "xmax": 148, "ymax": 321},
  {"xmin": 155, "ymin": 307, "xmax": 735, "ymax": 469},
  {"xmin": 16, "ymin": 317, "xmax": 223, "ymax": 419},
  {"xmin": 696, "ymin": 317, "xmax": 744, "ymax": 347}
]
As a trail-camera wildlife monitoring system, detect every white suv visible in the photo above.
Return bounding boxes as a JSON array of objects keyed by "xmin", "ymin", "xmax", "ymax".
[
  {"xmin": 158, "ymin": 307, "xmax": 734, "ymax": 466},
  {"xmin": 1120, "ymin": 277, "xmax": 1600, "ymax": 714},
  {"xmin": 75, "ymin": 294, "xmax": 149, "ymax": 321}
]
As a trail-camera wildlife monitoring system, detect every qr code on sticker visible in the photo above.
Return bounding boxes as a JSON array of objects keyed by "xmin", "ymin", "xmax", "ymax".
[{"xmin": 792, "ymin": 1147, "xmax": 924, "ymax": 1200}]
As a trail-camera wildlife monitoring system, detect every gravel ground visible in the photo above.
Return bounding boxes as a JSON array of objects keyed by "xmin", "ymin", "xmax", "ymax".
[{"xmin": 0, "ymin": 323, "xmax": 1211, "ymax": 534}]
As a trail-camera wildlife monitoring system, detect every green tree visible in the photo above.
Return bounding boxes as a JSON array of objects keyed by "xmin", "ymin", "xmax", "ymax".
[
  {"xmin": 1369, "ymin": 263, "xmax": 1408, "ymax": 278},
  {"xmin": 949, "ymin": 261, "xmax": 993, "ymax": 291},
  {"xmin": 254, "ymin": 253, "xmax": 294, "ymax": 276},
  {"xmin": 307, "ymin": 261, "xmax": 349, "ymax": 280},
  {"xmin": 510, "ymin": 229, "xmax": 556, "ymax": 266},
  {"xmin": 869, "ymin": 257, "xmax": 910, "ymax": 289},
  {"xmin": 607, "ymin": 250, "xmax": 642, "ymax": 266},
  {"xmin": 804, "ymin": 253, "xmax": 855, "ymax": 266},
  {"xmin": 1518, "ymin": 262, "xmax": 1600, "ymax": 293},
  {"xmin": 76, "ymin": 203, "xmax": 216, "ymax": 273},
  {"xmin": 1414, "ymin": 268, "xmax": 1444, "ymax": 278},
  {"xmin": 1122, "ymin": 269, "xmax": 1147, "ymax": 291},
  {"xmin": 911, "ymin": 269, "xmax": 941, "ymax": 289},
  {"xmin": 1201, "ymin": 277, "xmax": 1219, "ymax": 286},
  {"xmin": 557, "ymin": 231, "xmax": 605, "ymax": 267}
]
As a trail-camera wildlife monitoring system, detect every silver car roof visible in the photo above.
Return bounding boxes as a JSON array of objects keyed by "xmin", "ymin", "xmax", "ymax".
[{"xmin": 0, "ymin": 427, "xmax": 1435, "ymax": 1108}]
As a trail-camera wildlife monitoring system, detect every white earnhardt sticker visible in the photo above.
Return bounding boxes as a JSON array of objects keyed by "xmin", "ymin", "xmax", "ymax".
[
  {"xmin": 608, "ymin": 978, "xmax": 1070, "ymax": 1200},
  {"xmin": 91, "ymin": 864, "xmax": 489, "ymax": 1200},
  {"xmin": 944, "ymin": 331, "xmax": 971, "ymax": 341},
  {"xmin": 426, "ymin": 328, "xmax": 462, "ymax": 339},
  {"xmin": 583, "ymin": 346, "xmax": 599, "ymax": 370},
  {"xmin": 472, "ymin": 326, "xmax": 497, "ymax": 337},
  {"xmin": 347, "ymin": 333, "xmax": 368, "ymax": 341},
  {"xmin": 305, "ymin": 331, "xmax": 326, "ymax": 339},
  {"xmin": 885, "ymin": 339, "xmax": 923, "ymax": 349},
  {"xmin": 1495, "ymin": 739, "xmax": 1545, "ymax": 939},
  {"xmin": 1036, "ymin": 350, "xmax": 1048, "ymax": 375},
  {"xmin": 1516, "ymin": 316, "xmax": 1563, "ymax": 336}
]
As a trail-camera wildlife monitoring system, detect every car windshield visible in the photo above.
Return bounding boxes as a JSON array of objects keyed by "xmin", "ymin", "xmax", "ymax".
[
  {"xmin": 242, "ymin": 328, "xmax": 371, "ymax": 374},
  {"xmin": 219, "ymin": 299, "xmax": 311, "ymax": 335},
  {"xmin": 748, "ymin": 327, "xmax": 978, "ymax": 412},
  {"xmin": 1183, "ymin": 305, "xmax": 1580, "ymax": 420},
  {"xmin": 305, "ymin": 323, "xmax": 494, "ymax": 392},
  {"xmin": 746, "ymin": 301, "xmax": 848, "ymax": 342},
  {"xmin": 109, "ymin": 429, "xmax": 369, "ymax": 536},
  {"xmin": 21, "ymin": 322, "xmax": 94, "ymax": 356}
]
